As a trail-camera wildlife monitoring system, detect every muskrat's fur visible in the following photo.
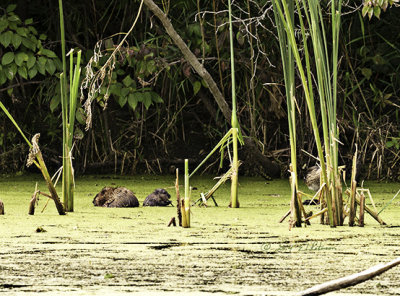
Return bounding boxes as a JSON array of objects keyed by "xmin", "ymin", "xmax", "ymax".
[
  {"xmin": 93, "ymin": 187, "xmax": 139, "ymax": 208},
  {"xmin": 143, "ymin": 189, "xmax": 172, "ymax": 206}
]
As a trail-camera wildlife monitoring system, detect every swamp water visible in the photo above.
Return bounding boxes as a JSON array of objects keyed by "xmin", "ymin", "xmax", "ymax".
[{"xmin": 0, "ymin": 174, "xmax": 399, "ymax": 295}]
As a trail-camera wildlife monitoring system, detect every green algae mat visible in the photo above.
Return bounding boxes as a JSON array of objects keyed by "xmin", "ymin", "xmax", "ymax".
[{"xmin": 0, "ymin": 174, "xmax": 400, "ymax": 295}]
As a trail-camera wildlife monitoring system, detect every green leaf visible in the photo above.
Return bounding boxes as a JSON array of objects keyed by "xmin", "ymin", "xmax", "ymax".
[
  {"xmin": 28, "ymin": 26, "xmax": 37, "ymax": 35},
  {"xmin": 16, "ymin": 27, "xmax": 28, "ymax": 37},
  {"xmin": 1, "ymin": 52, "xmax": 14, "ymax": 65},
  {"xmin": 118, "ymin": 95, "xmax": 127, "ymax": 108},
  {"xmin": 27, "ymin": 54, "xmax": 36, "ymax": 69},
  {"xmin": 109, "ymin": 83, "xmax": 122, "ymax": 96},
  {"xmin": 362, "ymin": 5, "xmax": 369, "ymax": 17},
  {"xmin": 36, "ymin": 57, "xmax": 46, "ymax": 75},
  {"xmin": 368, "ymin": 7, "xmax": 374, "ymax": 19},
  {"xmin": 5, "ymin": 63, "xmax": 17, "ymax": 80},
  {"xmin": 8, "ymin": 15, "xmax": 20, "ymax": 23},
  {"xmin": 0, "ymin": 19, "xmax": 8, "ymax": 33},
  {"xmin": 21, "ymin": 37, "xmax": 36, "ymax": 50},
  {"xmin": 12, "ymin": 32, "xmax": 21, "ymax": 48},
  {"xmin": 193, "ymin": 80, "xmax": 201, "ymax": 96},
  {"xmin": 146, "ymin": 60, "xmax": 156, "ymax": 74},
  {"xmin": 15, "ymin": 52, "xmax": 29, "ymax": 66},
  {"xmin": 128, "ymin": 92, "xmax": 140, "ymax": 110},
  {"xmin": 50, "ymin": 95, "xmax": 60, "ymax": 112},
  {"xmin": 122, "ymin": 75, "xmax": 134, "ymax": 87},
  {"xmin": 6, "ymin": 4, "xmax": 17, "ymax": 13},
  {"xmin": 25, "ymin": 18, "xmax": 33, "ymax": 25},
  {"xmin": 0, "ymin": 70, "xmax": 7, "ymax": 85},
  {"xmin": 386, "ymin": 141, "xmax": 394, "ymax": 148},
  {"xmin": 142, "ymin": 92, "xmax": 152, "ymax": 109},
  {"xmin": 116, "ymin": 69, "xmax": 125, "ymax": 75},
  {"xmin": 45, "ymin": 59, "xmax": 56, "ymax": 75},
  {"xmin": 28, "ymin": 66, "xmax": 37, "ymax": 79},
  {"xmin": 150, "ymin": 91, "xmax": 163, "ymax": 103},
  {"xmin": 39, "ymin": 48, "xmax": 57, "ymax": 58},
  {"xmin": 0, "ymin": 31, "xmax": 13, "ymax": 47},
  {"xmin": 18, "ymin": 66, "xmax": 27, "ymax": 79},
  {"xmin": 121, "ymin": 88, "xmax": 130, "ymax": 97},
  {"xmin": 39, "ymin": 34, "xmax": 47, "ymax": 41},
  {"xmin": 373, "ymin": 6, "xmax": 381, "ymax": 18},
  {"xmin": 76, "ymin": 108, "xmax": 86, "ymax": 124},
  {"xmin": 361, "ymin": 68, "xmax": 372, "ymax": 80}
]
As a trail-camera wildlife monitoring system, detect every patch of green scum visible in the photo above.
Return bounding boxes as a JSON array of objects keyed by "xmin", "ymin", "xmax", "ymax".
[
  {"xmin": 1, "ymin": 174, "xmax": 400, "ymax": 295},
  {"xmin": 0, "ymin": 174, "xmax": 399, "ymax": 242}
]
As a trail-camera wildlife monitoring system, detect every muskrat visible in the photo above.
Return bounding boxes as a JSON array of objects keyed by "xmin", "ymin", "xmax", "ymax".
[
  {"xmin": 93, "ymin": 187, "xmax": 139, "ymax": 208},
  {"xmin": 143, "ymin": 189, "xmax": 172, "ymax": 206}
]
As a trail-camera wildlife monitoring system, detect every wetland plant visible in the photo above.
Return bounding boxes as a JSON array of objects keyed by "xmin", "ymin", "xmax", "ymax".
[
  {"xmin": 58, "ymin": 0, "xmax": 82, "ymax": 212},
  {"xmin": 273, "ymin": 0, "xmax": 343, "ymax": 227}
]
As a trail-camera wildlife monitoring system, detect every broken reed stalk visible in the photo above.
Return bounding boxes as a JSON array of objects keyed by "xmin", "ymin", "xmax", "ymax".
[
  {"xmin": 29, "ymin": 183, "xmax": 39, "ymax": 215},
  {"xmin": 193, "ymin": 163, "xmax": 240, "ymax": 206},
  {"xmin": 305, "ymin": 208, "xmax": 328, "ymax": 222},
  {"xmin": 0, "ymin": 99, "xmax": 65, "ymax": 215},
  {"xmin": 359, "ymin": 192, "xmax": 365, "ymax": 227},
  {"xmin": 355, "ymin": 194, "xmax": 386, "ymax": 225},
  {"xmin": 175, "ymin": 168, "xmax": 182, "ymax": 227},
  {"xmin": 181, "ymin": 159, "xmax": 190, "ymax": 228},
  {"xmin": 28, "ymin": 134, "xmax": 65, "ymax": 215},
  {"xmin": 349, "ymin": 147, "xmax": 358, "ymax": 226},
  {"xmin": 298, "ymin": 257, "xmax": 400, "ymax": 296},
  {"xmin": 289, "ymin": 165, "xmax": 302, "ymax": 228}
]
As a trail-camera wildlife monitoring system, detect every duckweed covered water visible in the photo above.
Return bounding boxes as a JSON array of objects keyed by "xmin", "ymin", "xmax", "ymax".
[{"xmin": 0, "ymin": 174, "xmax": 400, "ymax": 295}]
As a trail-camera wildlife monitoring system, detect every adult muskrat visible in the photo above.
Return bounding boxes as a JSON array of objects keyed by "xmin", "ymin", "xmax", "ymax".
[
  {"xmin": 93, "ymin": 187, "xmax": 139, "ymax": 208},
  {"xmin": 143, "ymin": 189, "xmax": 172, "ymax": 206}
]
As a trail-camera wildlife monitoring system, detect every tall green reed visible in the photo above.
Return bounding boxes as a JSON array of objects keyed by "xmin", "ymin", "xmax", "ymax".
[
  {"xmin": 228, "ymin": 0, "xmax": 240, "ymax": 208},
  {"xmin": 273, "ymin": 0, "xmax": 343, "ymax": 227},
  {"xmin": 59, "ymin": 0, "xmax": 82, "ymax": 212}
]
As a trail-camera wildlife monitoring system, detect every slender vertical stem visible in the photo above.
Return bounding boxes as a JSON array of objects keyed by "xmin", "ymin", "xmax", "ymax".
[
  {"xmin": 228, "ymin": 0, "xmax": 239, "ymax": 208},
  {"xmin": 184, "ymin": 159, "xmax": 190, "ymax": 227},
  {"xmin": 230, "ymin": 128, "xmax": 239, "ymax": 208}
]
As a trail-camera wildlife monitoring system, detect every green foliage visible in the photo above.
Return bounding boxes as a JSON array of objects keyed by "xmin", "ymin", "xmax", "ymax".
[
  {"xmin": 0, "ymin": 4, "xmax": 60, "ymax": 85},
  {"xmin": 362, "ymin": 0, "xmax": 399, "ymax": 19},
  {"xmin": 90, "ymin": 44, "xmax": 165, "ymax": 111}
]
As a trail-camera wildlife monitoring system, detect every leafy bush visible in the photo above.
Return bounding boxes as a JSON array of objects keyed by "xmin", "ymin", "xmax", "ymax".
[{"xmin": 0, "ymin": 4, "xmax": 60, "ymax": 86}]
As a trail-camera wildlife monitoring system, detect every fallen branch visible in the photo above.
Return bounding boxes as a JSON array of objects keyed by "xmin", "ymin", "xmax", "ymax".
[{"xmin": 298, "ymin": 257, "xmax": 400, "ymax": 296}]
